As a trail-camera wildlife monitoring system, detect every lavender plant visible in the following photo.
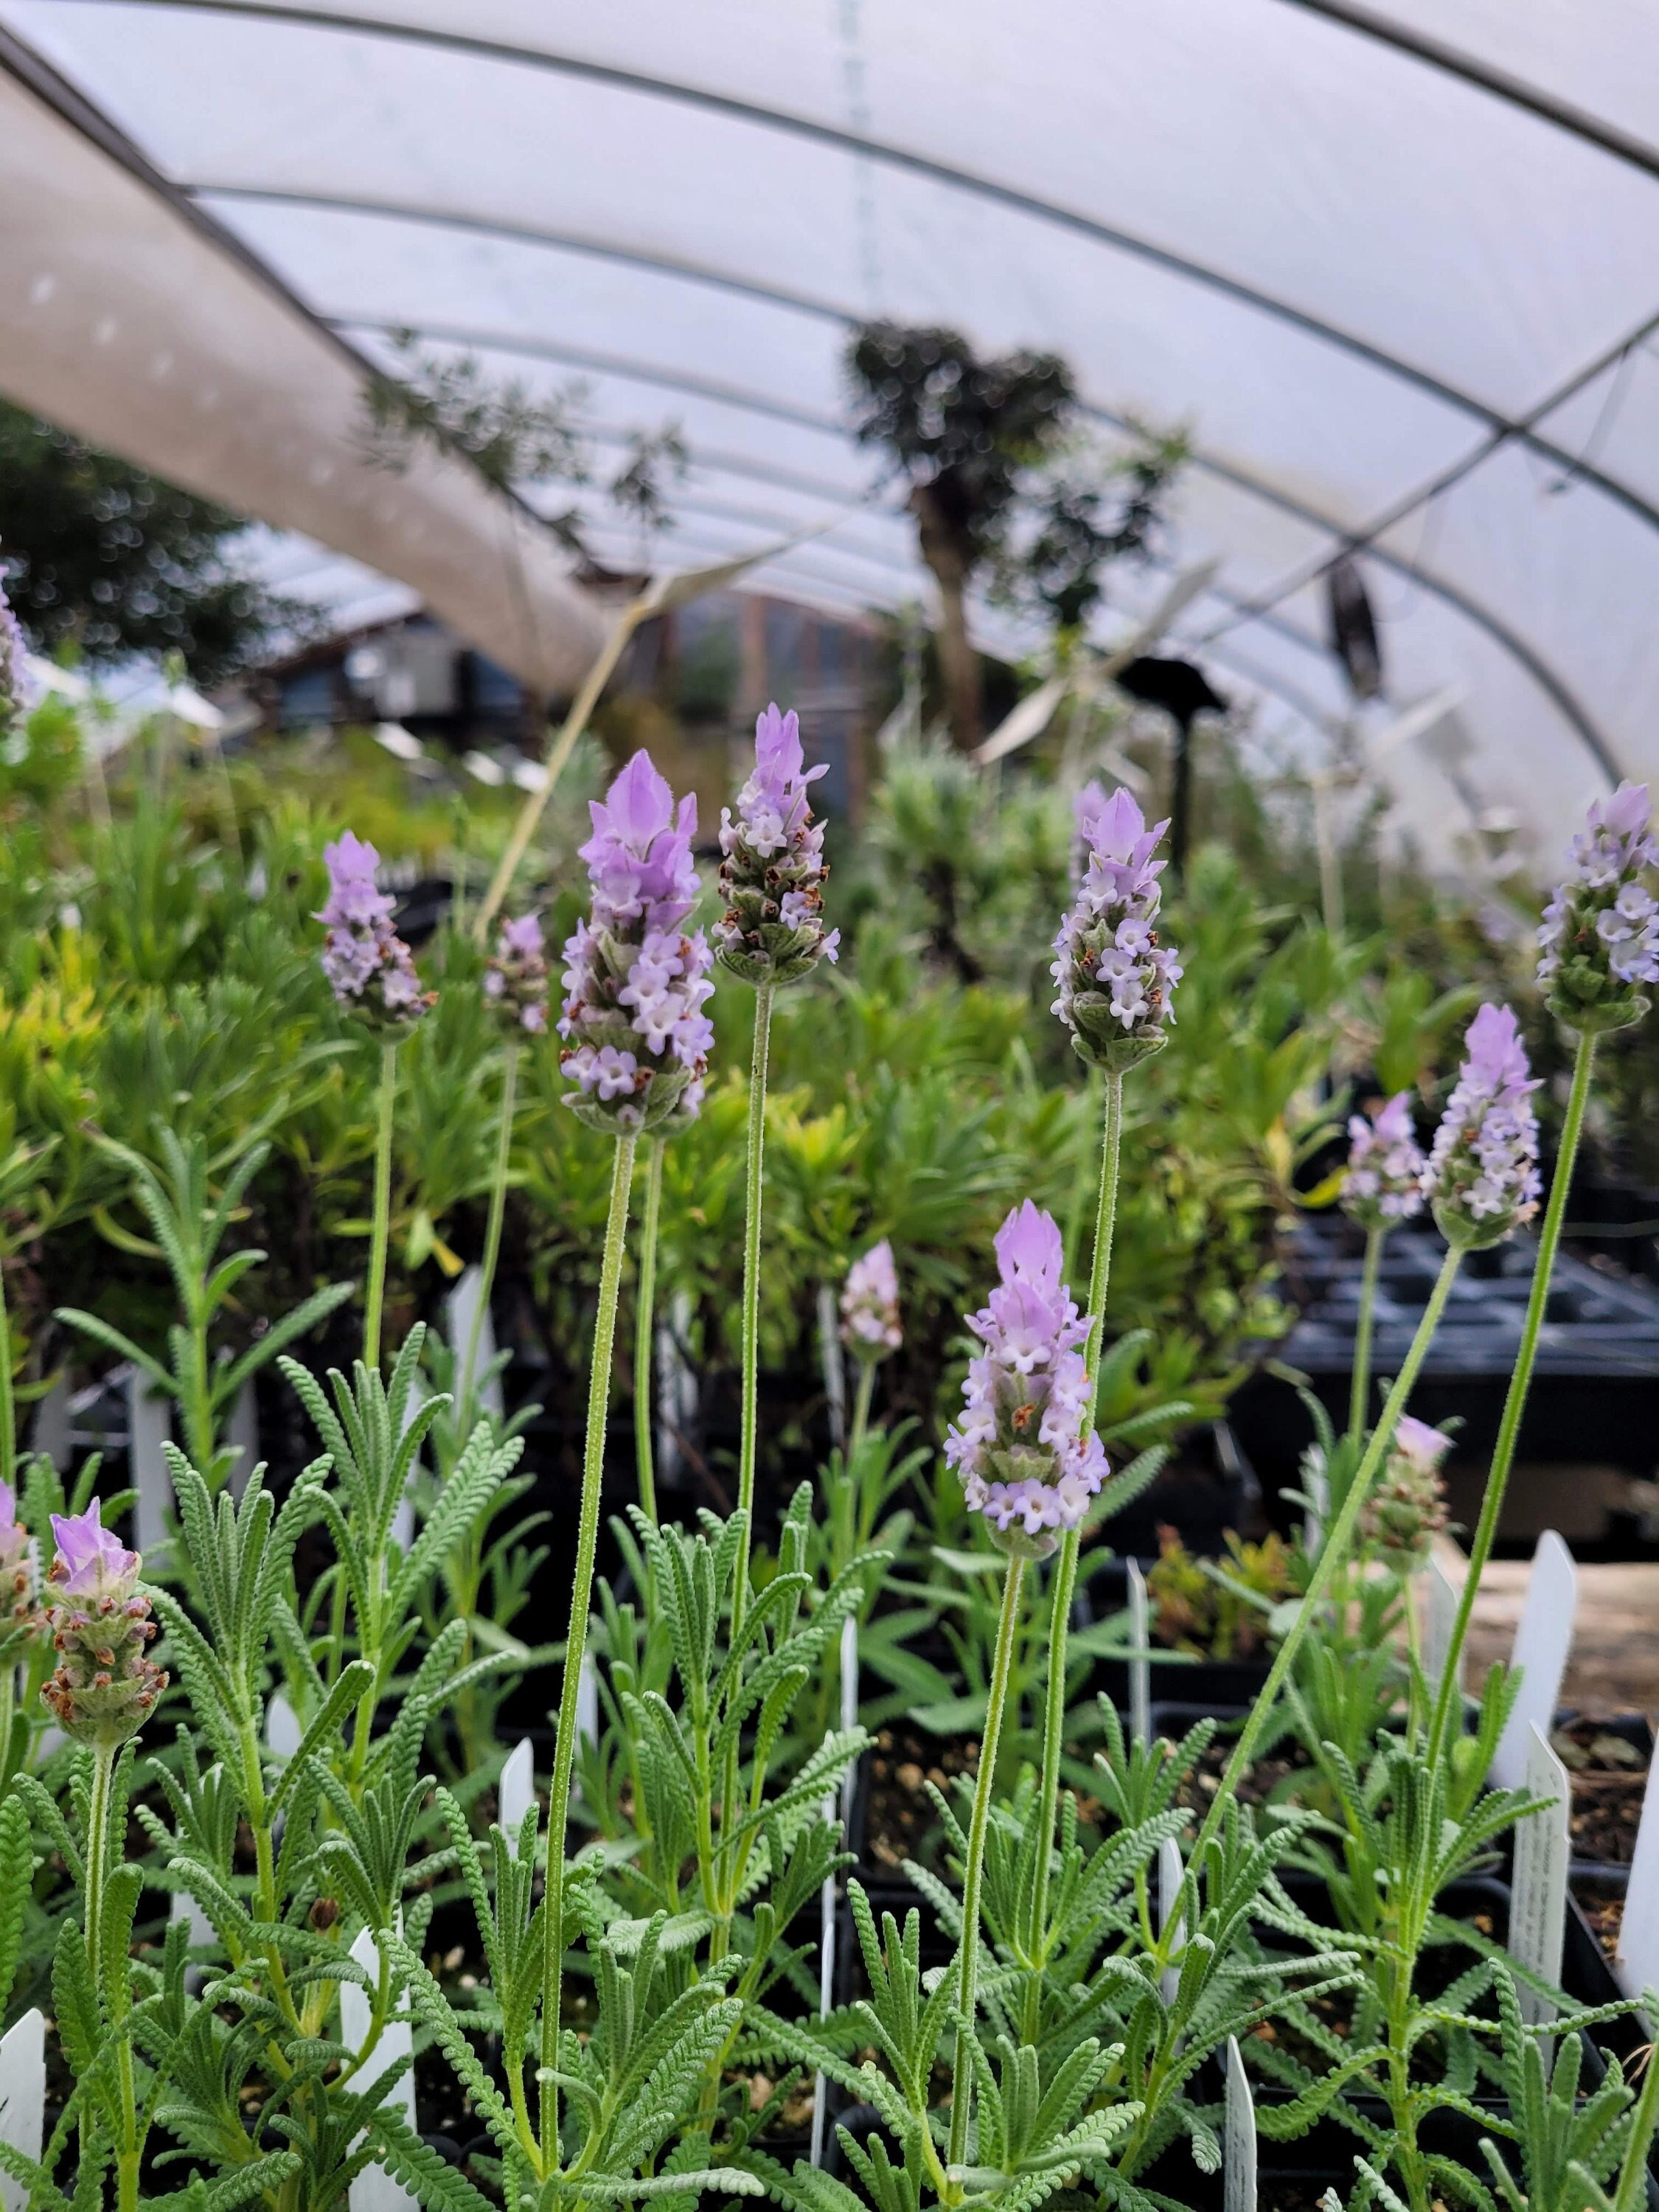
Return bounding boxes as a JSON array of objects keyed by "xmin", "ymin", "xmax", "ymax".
[
  {"xmin": 316, "ymin": 830, "xmax": 434, "ymax": 1368},
  {"xmin": 716, "ymin": 704, "xmax": 839, "ymax": 1618}
]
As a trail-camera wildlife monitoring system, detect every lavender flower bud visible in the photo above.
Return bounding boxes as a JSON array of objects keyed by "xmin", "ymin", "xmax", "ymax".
[
  {"xmin": 715, "ymin": 703, "xmax": 839, "ymax": 987},
  {"xmin": 1537, "ymin": 782, "xmax": 1659, "ymax": 1034},
  {"xmin": 558, "ymin": 751, "xmax": 714, "ymax": 1135},
  {"xmin": 945, "ymin": 1201, "xmax": 1107, "ymax": 1559},
  {"xmin": 1051, "ymin": 785, "xmax": 1182, "ymax": 1073},
  {"xmin": 41, "ymin": 1509, "xmax": 166, "ymax": 1748},
  {"xmin": 1341, "ymin": 1092, "xmax": 1425, "ymax": 1231},
  {"xmin": 1360, "ymin": 1414, "xmax": 1451, "ymax": 1570},
  {"xmin": 1422, "ymin": 1004, "xmax": 1541, "ymax": 1249},
  {"xmin": 484, "ymin": 912, "xmax": 551, "ymax": 1034},
  {"xmin": 316, "ymin": 831, "xmax": 434, "ymax": 1030},
  {"xmin": 841, "ymin": 1239, "xmax": 902, "ymax": 1364}
]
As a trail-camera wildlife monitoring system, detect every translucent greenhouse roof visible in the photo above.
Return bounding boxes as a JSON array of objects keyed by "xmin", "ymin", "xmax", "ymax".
[{"xmin": 3, "ymin": 1, "xmax": 1658, "ymax": 868}]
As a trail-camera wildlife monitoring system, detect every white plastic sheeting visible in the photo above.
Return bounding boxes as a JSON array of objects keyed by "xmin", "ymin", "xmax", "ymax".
[{"xmin": 1, "ymin": 0, "xmax": 1657, "ymax": 863}]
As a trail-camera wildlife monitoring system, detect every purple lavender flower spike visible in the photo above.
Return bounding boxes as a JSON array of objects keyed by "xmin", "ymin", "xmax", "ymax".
[
  {"xmin": 715, "ymin": 703, "xmax": 839, "ymax": 985},
  {"xmin": 1538, "ymin": 782, "xmax": 1659, "ymax": 1033},
  {"xmin": 1341, "ymin": 1091, "xmax": 1425, "ymax": 1231},
  {"xmin": 1052, "ymin": 785, "xmax": 1181, "ymax": 1072},
  {"xmin": 484, "ymin": 911, "xmax": 551, "ymax": 1034},
  {"xmin": 1422, "ymin": 1003, "xmax": 1541, "ymax": 1248},
  {"xmin": 559, "ymin": 750, "xmax": 714, "ymax": 1134},
  {"xmin": 841, "ymin": 1239, "xmax": 902, "ymax": 1362},
  {"xmin": 316, "ymin": 832, "xmax": 433, "ymax": 1029},
  {"xmin": 945, "ymin": 1200, "xmax": 1108, "ymax": 1558},
  {"xmin": 42, "ymin": 1507, "xmax": 166, "ymax": 1747}
]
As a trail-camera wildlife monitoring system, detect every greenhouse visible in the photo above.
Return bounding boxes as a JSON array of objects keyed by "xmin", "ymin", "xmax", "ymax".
[{"xmin": 2, "ymin": 6, "xmax": 1659, "ymax": 2210}]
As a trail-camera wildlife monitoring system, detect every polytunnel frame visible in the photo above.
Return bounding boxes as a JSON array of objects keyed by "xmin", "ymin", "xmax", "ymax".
[
  {"xmin": 1, "ymin": 1, "xmax": 1636, "ymax": 781},
  {"xmin": 188, "ymin": 179, "xmax": 1622, "ymax": 782}
]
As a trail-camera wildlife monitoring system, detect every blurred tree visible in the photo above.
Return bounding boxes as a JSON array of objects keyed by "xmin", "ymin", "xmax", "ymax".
[
  {"xmin": 0, "ymin": 401, "xmax": 307, "ymax": 684},
  {"xmin": 848, "ymin": 323, "xmax": 1074, "ymax": 748},
  {"xmin": 847, "ymin": 324, "xmax": 1183, "ymax": 747}
]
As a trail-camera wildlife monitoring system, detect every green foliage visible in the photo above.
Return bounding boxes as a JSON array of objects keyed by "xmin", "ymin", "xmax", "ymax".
[{"xmin": 0, "ymin": 401, "xmax": 309, "ymax": 679}]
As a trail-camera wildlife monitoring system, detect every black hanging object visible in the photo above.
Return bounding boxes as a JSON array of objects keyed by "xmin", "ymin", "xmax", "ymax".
[
  {"xmin": 1113, "ymin": 655, "xmax": 1228, "ymax": 880},
  {"xmin": 1326, "ymin": 553, "xmax": 1383, "ymax": 701}
]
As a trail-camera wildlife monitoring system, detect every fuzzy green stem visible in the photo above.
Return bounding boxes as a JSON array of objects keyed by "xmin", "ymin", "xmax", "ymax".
[
  {"xmin": 1348, "ymin": 1223, "xmax": 1385, "ymax": 1444},
  {"xmin": 1085, "ymin": 1073, "xmax": 1124, "ymax": 1431},
  {"xmin": 848, "ymin": 1360, "xmax": 876, "ymax": 1466},
  {"xmin": 0, "ymin": 1254, "xmax": 15, "ymax": 1500},
  {"xmin": 633, "ymin": 1137, "xmax": 665, "ymax": 1525},
  {"xmin": 947, "ymin": 1548, "xmax": 1027, "ymax": 2178},
  {"xmin": 731, "ymin": 984, "xmax": 774, "ymax": 1632},
  {"xmin": 540, "ymin": 1132, "xmax": 635, "ymax": 2166},
  {"xmin": 362, "ymin": 1040, "xmax": 398, "ymax": 1373},
  {"xmin": 460, "ymin": 1043, "xmax": 518, "ymax": 1434},
  {"xmin": 84, "ymin": 1739, "xmax": 116, "ymax": 1972},
  {"xmin": 1426, "ymin": 1029, "xmax": 1596, "ymax": 1770},
  {"xmin": 1197, "ymin": 1240, "xmax": 1465, "ymax": 1861},
  {"xmin": 1032, "ymin": 1072, "xmax": 1124, "ymax": 1952}
]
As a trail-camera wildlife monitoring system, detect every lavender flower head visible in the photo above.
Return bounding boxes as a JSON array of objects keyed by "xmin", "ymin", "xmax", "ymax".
[
  {"xmin": 1341, "ymin": 1092, "xmax": 1425, "ymax": 1231},
  {"xmin": 316, "ymin": 832, "xmax": 432, "ymax": 1029},
  {"xmin": 945, "ymin": 1201, "xmax": 1108, "ymax": 1558},
  {"xmin": 41, "ymin": 1508, "xmax": 166, "ymax": 1747},
  {"xmin": 1051, "ymin": 785, "xmax": 1182, "ymax": 1073},
  {"xmin": 1422, "ymin": 1004, "xmax": 1541, "ymax": 1248},
  {"xmin": 1361, "ymin": 1413, "xmax": 1452, "ymax": 1568},
  {"xmin": 1537, "ymin": 782, "xmax": 1659, "ymax": 1033},
  {"xmin": 484, "ymin": 911, "xmax": 550, "ymax": 1035},
  {"xmin": 841, "ymin": 1239, "xmax": 902, "ymax": 1363},
  {"xmin": 0, "ymin": 1484, "xmax": 32, "ymax": 1631},
  {"xmin": 558, "ymin": 751, "xmax": 714, "ymax": 1134},
  {"xmin": 715, "ymin": 703, "xmax": 840, "ymax": 986}
]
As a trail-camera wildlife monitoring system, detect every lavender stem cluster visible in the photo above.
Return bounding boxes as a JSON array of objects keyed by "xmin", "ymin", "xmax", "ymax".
[
  {"xmin": 484, "ymin": 912, "xmax": 550, "ymax": 1034},
  {"xmin": 715, "ymin": 704, "xmax": 840, "ymax": 987},
  {"xmin": 41, "ymin": 1508, "xmax": 166, "ymax": 1748},
  {"xmin": 1341, "ymin": 1092, "xmax": 1426, "ymax": 1231},
  {"xmin": 1422, "ymin": 1003, "xmax": 1541, "ymax": 1249},
  {"xmin": 316, "ymin": 832, "xmax": 431, "ymax": 1028},
  {"xmin": 1051, "ymin": 785, "xmax": 1182, "ymax": 1072},
  {"xmin": 945, "ymin": 1202, "xmax": 1108, "ymax": 1557},
  {"xmin": 558, "ymin": 751, "xmax": 714, "ymax": 1133},
  {"xmin": 1537, "ymin": 782, "xmax": 1659, "ymax": 1034},
  {"xmin": 841, "ymin": 1239, "xmax": 902, "ymax": 1363}
]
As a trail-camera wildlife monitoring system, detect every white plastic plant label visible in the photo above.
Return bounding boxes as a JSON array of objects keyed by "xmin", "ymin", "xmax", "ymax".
[
  {"xmin": 1510, "ymin": 1721, "xmax": 1569, "ymax": 2025},
  {"xmin": 128, "ymin": 1368, "xmax": 173, "ymax": 1556},
  {"xmin": 1127, "ymin": 1559, "xmax": 1151, "ymax": 1745},
  {"xmin": 266, "ymin": 1692, "xmax": 303, "ymax": 1760},
  {"xmin": 1302, "ymin": 1454, "xmax": 1328, "ymax": 1552},
  {"xmin": 0, "ymin": 2008, "xmax": 45, "ymax": 2212},
  {"xmin": 1225, "ymin": 2034, "xmax": 1257, "ymax": 2212},
  {"xmin": 1424, "ymin": 1551, "xmax": 1463, "ymax": 1700},
  {"xmin": 1158, "ymin": 1836, "xmax": 1184, "ymax": 2004},
  {"xmin": 28, "ymin": 1379, "xmax": 69, "ymax": 1471},
  {"xmin": 341, "ymin": 1927, "xmax": 418, "ymax": 2212},
  {"xmin": 1490, "ymin": 1532, "xmax": 1577, "ymax": 1790},
  {"xmin": 446, "ymin": 1264, "xmax": 505, "ymax": 1423},
  {"xmin": 1615, "ymin": 1732, "xmax": 1659, "ymax": 2009},
  {"xmin": 498, "ymin": 1736, "xmax": 535, "ymax": 1834}
]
